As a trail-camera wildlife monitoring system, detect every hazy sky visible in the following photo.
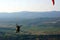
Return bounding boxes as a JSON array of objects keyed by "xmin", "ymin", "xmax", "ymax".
[{"xmin": 0, "ymin": 0, "xmax": 60, "ymax": 12}]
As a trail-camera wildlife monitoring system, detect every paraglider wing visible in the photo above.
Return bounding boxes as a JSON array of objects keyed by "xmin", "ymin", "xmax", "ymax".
[{"xmin": 52, "ymin": 0, "xmax": 55, "ymax": 6}]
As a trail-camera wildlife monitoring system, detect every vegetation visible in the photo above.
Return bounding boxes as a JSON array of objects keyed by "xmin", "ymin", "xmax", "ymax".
[{"xmin": 0, "ymin": 13, "xmax": 60, "ymax": 40}]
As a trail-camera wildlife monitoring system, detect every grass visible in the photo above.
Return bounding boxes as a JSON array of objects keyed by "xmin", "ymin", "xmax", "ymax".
[
  {"xmin": 0, "ymin": 26, "xmax": 60, "ymax": 40},
  {"xmin": 0, "ymin": 25, "xmax": 60, "ymax": 35}
]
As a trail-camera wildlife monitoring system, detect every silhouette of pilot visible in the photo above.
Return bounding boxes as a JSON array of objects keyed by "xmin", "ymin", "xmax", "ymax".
[{"xmin": 16, "ymin": 24, "xmax": 22, "ymax": 33}]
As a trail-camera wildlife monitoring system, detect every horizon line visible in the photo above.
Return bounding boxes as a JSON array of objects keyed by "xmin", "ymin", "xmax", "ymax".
[{"xmin": 0, "ymin": 10, "xmax": 60, "ymax": 13}]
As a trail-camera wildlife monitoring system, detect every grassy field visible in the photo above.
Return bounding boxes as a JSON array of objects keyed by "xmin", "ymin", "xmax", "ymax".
[
  {"xmin": 0, "ymin": 32, "xmax": 60, "ymax": 40},
  {"xmin": 0, "ymin": 25, "xmax": 60, "ymax": 40},
  {"xmin": 0, "ymin": 25, "xmax": 60, "ymax": 35}
]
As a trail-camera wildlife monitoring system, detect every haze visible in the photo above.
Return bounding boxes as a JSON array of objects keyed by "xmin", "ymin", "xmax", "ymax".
[{"xmin": 0, "ymin": 0, "xmax": 60, "ymax": 12}]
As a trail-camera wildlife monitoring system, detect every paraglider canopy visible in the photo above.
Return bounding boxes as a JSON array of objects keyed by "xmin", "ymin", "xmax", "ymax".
[{"xmin": 52, "ymin": 0, "xmax": 55, "ymax": 6}]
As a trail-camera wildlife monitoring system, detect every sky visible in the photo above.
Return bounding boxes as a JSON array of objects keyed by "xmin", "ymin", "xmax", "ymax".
[{"xmin": 0, "ymin": 0, "xmax": 60, "ymax": 12}]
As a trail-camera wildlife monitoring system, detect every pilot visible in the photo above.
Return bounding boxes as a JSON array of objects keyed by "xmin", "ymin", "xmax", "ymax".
[{"xmin": 16, "ymin": 24, "xmax": 22, "ymax": 33}]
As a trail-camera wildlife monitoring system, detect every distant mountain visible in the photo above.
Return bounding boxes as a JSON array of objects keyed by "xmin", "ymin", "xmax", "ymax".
[
  {"xmin": 0, "ymin": 11, "xmax": 60, "ymax": 19},
  {"xmin": 0, "ymin": 11, "xmax": 60, "ymax": 27},
  {"xmin": 0, "ymin": 11, "xmax": 60, "ymax": 24}
]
